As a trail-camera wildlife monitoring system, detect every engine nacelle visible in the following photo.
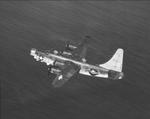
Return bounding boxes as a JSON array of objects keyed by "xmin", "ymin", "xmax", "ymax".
[
  {"xmin": 54, "ymin": 61, "xmax": 65, "ymax": 67},
  {"xmin": 50, "ymin": 68, "xmax": 61, "ymax": 74},
  {"xmin": 65, "ymin": 44, "xmax": 77, "ymax": 51}
]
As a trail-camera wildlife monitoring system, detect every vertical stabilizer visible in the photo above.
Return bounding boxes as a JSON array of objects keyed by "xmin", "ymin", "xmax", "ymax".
[{"xmin": 99, "ymin": 48, "xmax": 124, "ymax": 72}]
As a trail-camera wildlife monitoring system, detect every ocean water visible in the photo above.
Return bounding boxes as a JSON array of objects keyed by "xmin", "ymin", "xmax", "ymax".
[{"xmin": 1, "ymin": 1, "xmax": 150, "ymax": 119}]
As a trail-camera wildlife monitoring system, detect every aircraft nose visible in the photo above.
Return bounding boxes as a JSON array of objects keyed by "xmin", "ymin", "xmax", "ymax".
[{"xmin": 30, "ymin": 48, "xmax": 36, "ymax": 55}]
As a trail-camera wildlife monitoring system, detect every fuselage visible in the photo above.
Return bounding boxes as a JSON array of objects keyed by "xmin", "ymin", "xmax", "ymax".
[
  {"xmin": 31, "ymin": 49, "xmax": 123, "ymax": 80},
  {"xmin": 34, "ymin": 50, "xmax": 109, "ymax": 75}
]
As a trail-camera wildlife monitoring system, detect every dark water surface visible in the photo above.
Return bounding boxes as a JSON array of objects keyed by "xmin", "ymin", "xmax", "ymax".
[{"xmin": 1, "ymin": 1, "xmax": 150, "ymax": 119}]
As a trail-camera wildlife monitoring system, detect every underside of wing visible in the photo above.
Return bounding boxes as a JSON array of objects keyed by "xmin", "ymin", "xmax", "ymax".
[
  {"xmin": 72, "ymin": 37, "xmax": 89, "ymax": 62},
  {"xmin": 62, "ymin": 36, "xmax": 89, "ymax": 62},
  {"xmin": 51, "ymin": 61, "xmax": 80, "ymax": 87}
]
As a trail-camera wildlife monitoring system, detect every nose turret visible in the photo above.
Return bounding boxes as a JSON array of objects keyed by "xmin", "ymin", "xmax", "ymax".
[{"xmin": 30, "ymin": 48, "xmax": 37, "ymax": 56}]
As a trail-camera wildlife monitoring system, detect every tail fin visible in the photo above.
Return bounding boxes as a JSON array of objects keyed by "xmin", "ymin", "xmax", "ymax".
[{"xmin": 99, "ymin": 48, "xmax": 124, "ymax": 72}]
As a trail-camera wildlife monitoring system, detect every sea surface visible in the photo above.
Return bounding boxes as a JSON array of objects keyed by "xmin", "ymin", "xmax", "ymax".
[{"xmin": 1, "ymin": 1, "xmax": 150, "ymax": 119}]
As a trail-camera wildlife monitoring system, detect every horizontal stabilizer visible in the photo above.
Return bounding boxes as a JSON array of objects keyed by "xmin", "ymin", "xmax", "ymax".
[{"xmin": 99, "ymin": 48, "xmax": 124, "ymax": 72}]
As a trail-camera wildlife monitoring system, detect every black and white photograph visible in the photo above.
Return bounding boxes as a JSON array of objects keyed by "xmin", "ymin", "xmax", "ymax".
[{"xmin": 1, "ymin": 1, "xmax": 150, "ymax": 119}]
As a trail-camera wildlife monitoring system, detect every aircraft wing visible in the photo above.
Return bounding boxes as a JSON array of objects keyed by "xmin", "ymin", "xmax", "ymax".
[
  {"xmin": 64, "ymin": 36, "xmax": 89, "ymax": 62},
  {"xmin": 52, "ymin": 61, "xmax": 80, "ymax": 87}
]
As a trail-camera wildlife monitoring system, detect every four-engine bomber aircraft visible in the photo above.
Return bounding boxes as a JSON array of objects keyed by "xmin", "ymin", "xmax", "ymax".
[{"xmin": 30, "ymin": 37, "xmax": 124, "ymax": 87}]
